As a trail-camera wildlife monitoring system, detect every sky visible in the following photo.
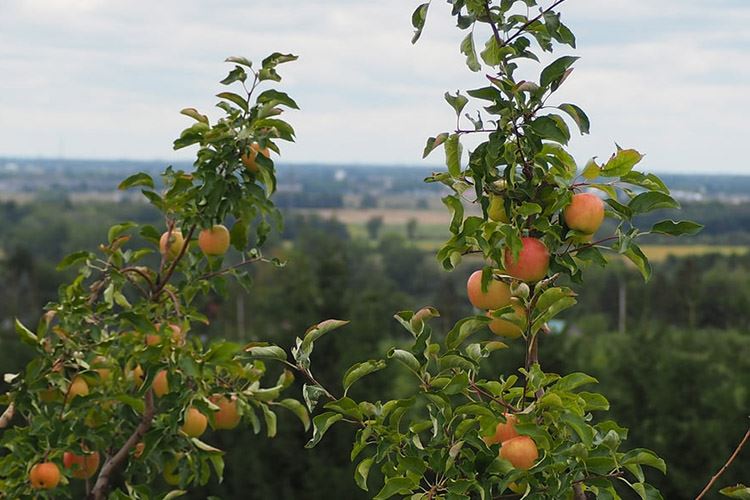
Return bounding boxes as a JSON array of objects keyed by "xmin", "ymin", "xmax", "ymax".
[{"xmin": 0, "ymin": 0, "xmax": 749, "ymax": 174}]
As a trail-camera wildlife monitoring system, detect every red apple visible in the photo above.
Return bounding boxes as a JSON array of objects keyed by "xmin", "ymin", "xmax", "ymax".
[
  {"xmin": 503, "ymin": 237, "xmax": 550, "ymax": 282},
  {"xmin": 500, "ymin": 435, "xmax": 539, "ymax": 470},
  {"xmin": 564, "ymin": 192, "xmax": 605, "ymax": 235},
  {"xmin": 467, "ymin": 271, "xmax": 512, "ymax": 310}
]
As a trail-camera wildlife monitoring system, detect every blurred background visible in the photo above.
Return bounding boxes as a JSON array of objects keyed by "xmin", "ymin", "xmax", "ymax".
[{"xmin": 2, "ymin": 0, "xmax": 749, "ymax": 497}]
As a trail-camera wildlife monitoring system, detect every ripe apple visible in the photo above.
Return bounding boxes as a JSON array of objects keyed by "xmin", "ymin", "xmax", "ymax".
[
  {"xmin": 487, "ymin": 302, "xmax": 526, "ymax": 339},
  {"xmin": 503, "ymin": 237, "xmax": 550, "ymax": 282},
  {"xmin": 181, "ymin": 407, "xmax": 208, "ymax": 437},
  {"xmin": 564, "ymin": 192, "xmax": 605, "ymax": 235},
  {"xmin": 210, "ymin": 395, "xmax": 241, "ymax": 430},
  {"xmin": 198, "ymin": 224, "xmax": 231, "ymax": 256},
  {"xmin": 484, "ymin": 413, "xmax": 519, "ymax": 445},
  {"xmin": 466, "ymin": 271, "xmax": 512, "ymax": 310},
  {"xmin": 153, "ymin": 370, "xmax": 169, "ymax": 398},
  {"xmin": 487, "ymin": 194, "xmax": 510, "ymax": 223},
  {"xmin": 128, "ymin": 364, "xmax": 144, "ymax": 387},
  {"xmin": 148, "ymin": 323, "xmax": 184, "ymax": 346},
  {"xmin": 159, "ymin": 230, "xmax": 185, "ymax": 259},
  {"xmin": 241, "ymin": 143, "xmax": 270, "ymax": 173},
  {"xmin": 67, "ymin": 376, "xmax": 89, "ymax": 401},
  {"xmin": 29, "ymin": 462, "xmax": 60, "ymax": 489},
  {"xmin": 63, "ymin": 450, "xmax": 100, "ymax": 479},
  {"xmin": 91, "ymin": 356, "xmax": 111, "ymax": 383},
  {"xmin": 500, "ymin": 435, "xmax": 539, "ymax": 470}
]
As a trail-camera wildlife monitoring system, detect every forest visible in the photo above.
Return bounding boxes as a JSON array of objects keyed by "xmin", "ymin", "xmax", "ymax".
[{"xmin": 0, "ymin": 194, "xmax": 747, "ymax": 498}]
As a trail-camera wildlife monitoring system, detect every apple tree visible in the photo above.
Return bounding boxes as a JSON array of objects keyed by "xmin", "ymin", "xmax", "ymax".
[
  {"xmin": 270, "ymin": 1, "xmax": 704, "ymax": 499},
  {"xmin": 0, "ymin": 53, "xmax": 309, "ymax": 499}
]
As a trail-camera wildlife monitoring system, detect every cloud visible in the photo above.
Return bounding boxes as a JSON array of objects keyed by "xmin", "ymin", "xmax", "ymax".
[{"xmin": 0, "ymin": 0, "xmax": 748, "ymax": 173}]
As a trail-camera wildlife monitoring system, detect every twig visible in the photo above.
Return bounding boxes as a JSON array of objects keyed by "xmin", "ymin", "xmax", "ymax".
[
  {"xmin": 502, "ymin": 0, "xmax": 568, "ymax": 48},
  {"xmin": 89, "ymin": 390, "xmax": 156, "ymax": 500},
  {"xmin": 198, "ymin": 256, "xmax": 263, "ymax": 281},
  {"xmin": 696, "ymin": 424, "xmax": 750, "ymax": 500}
]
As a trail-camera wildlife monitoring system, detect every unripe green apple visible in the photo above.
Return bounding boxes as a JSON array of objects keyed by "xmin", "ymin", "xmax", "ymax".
[
  {"xmin": 503, "ymin": 237, "xmax": 550, "ymax": 283},
  {"xmin": 159, "ymin": 230, "xmax": 185, "ymax": 259},
  {"xmin": 467, "ymin": 271, "xmax": 512, "ymax": 310},
  {"xmin": 487, "ymin": 195, "xmax": 509, "ymax": 223},
  {"xmin": 564, "ymin": 192, "xmax": 605, "ymax": 234}
]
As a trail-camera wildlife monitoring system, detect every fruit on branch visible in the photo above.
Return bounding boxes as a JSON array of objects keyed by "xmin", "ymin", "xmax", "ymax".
[
  {"xmin": 241, "ymin": 142, "xmax": 270, "ymax": 173},
  {"xmin": 39, "ymin": 387, "xmax": 61, "ymax": 403},
  {"xmin": 133, "ymin": 442, "xmax": 146, "ymax": 459},
  {"xmin": 29, "ymin": 462, "xmax": 60, "ymax": 489},
  {"xmin": 91, "ymin": 355, "xmax": 111, "ymax": 383},
  {"xmin": 503, "ymin": 237, "xmax": 550, "ymax": 283},
  {"xmin": 563, "ymin": 192, "xmax": 605, "ymax": 235},
  {"xmin": 487, "ymin": 194, "xmax": 510, "ymax": 223},
  {"xmin": 467, "ymin": 270, "xmax": 512, "ymax": 310},
  {"xmin": 162, "ymin": 458, "xmax": 181, "ymax": 486},
  {"xmin": 159, "ymin": 229, "xmax": 185, "ymax": 259},
  {"xmin": 500, "ymin": 436, "xmax": 539, "ymax": 470},
  {"xmin": 483, "ymin": 413, "xmax": 519, "ymax": 445},
  {"xmin": 487, "ymin": 302, "xmax": 526, "ymax": 339},
  {"xmin": 128, "ymin": 364, "xmax": 144, "ymax": 387},
  {"xmin": 67, "ymin": 376, "xmax": 89, "ymax": 401},
  {"xmin": 198, "ymin": 224, "xmax": 231, "ymax": 256},
  {"xmin": 210, "ymin": 395, "xmax": 241, "ymax": 430},
  {"xmin": 63, "ymin": 450, "xmax": 100, "ymax": 479},
  {"xmin": 153, "ymin": 370, "xmax": 169, "ymax": 398},
  {"xmin": 181, "ymin": 407, "xmax": 208, "ymax": 437},
  {"xmin": 147, "ymin": 323, "xmax": 184, "ymax": 346}
]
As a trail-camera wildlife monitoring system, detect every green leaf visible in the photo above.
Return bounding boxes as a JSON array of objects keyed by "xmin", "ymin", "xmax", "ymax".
[
  {"xmin": 163, "ymin": 490, "xmax": 188, "ymax": 500},
  {"xmin": 343, "ymin": 360, "xmax": 387, "ymax": 395},
  {"xmin": 216, "ymin": 92, "xmax": 248, "ymax": 112},
  {"xmin": 305, "ymin": 412, "xmax": 343, "ymax": 448},
  {"xmin": 629, "ymin": 191, "xmax": 679, "ymax": 215},
  {"xmin": 354, "ymin": 457, "xmax": 374, "ymax": 491},
  {"xmin": 601, "ymin": 149, "xmax": 643, "ymax": 177},
  {"xmin": 245, "ymin": 344, "xmax": 287, "ymax": 361},
  {"xmin": 300, "ymin": 319, "xmax": 350, "ymax": 353},
  {"xmin": 373, "ymin": 476, "xmax": 417, "ymax": 500},
  {"xmin": 443, "ymin": 372, "xmax": 470, "ymax": 395},
  {"xmin": 445, "ymin": 91, "xmax": 469, "ymax": 116},
  {"xmin": 446, "ymin": 316, "xmax": 491, "ymax": 350},
  {"xmin": 540, "ymin": 56, "xmax": 579, "ymax": 89},
  {"xmin": 411, "ymin": 3, "xmax": 430, "ymax": 44},
  {"xmin": 558, "ymin": 103, "xmax": 590, "ymax": 134},
  {"xmin": 225, "ymin": 56, "xmax": 253, "ymax": 68},
  {"xmin": 15, "ymin": 319, "xmax": 38, "ymax": 346},
  {"xmin": 624, "ymin": 242, "xmax": 652, "ymax": 281},
  {"xmin": 56, "ymin": 250, "xmax": 92, "ymax": 270},
  {"xmin": 622, "ymin": 448, "xmax": 667, "ymax": 474},
  {"xmin": 720, "ymin": 484, "xmax": 750, "ymax": 499},
  {"xmin": 118, "ymin": 172, "xmax": 154, "ymax": 190},
  {"xmin": 460, "ymin": 33, "xmax": 481, "ymax": 72},
  {"xmin": 190, "ymin": 438, "xmax": 222, "ymax": 453},
  {"xmin": 108, "ymin": 222, "xmax": 137, "ymax": 243},
  {"xmin": 530, "ymin": 115, "xmax": 569, "ymax": 144},
  {"xmin": 179, "ymin": 108, "xmax": 209, "ymax": 124},
  {"xmin": 257, "ymin": 89, "xmax": 300, "ymax": 110},
  {"xmin": 261, "ymin": 404, "xmax": 277, "ymax": 438},
  {"xmin": 445, "ymin": 134, "xmax": 462, "ymax": 177},
  {"xmin": 649, "ymin": 220, "xmax": 703, "ymax": 236},
  {"xmin": 582, "ymin": 158, "xmax": 600, "ymax": 179},
  {"xmin": 423, "ymin": 133, "xmax": 450, "ymax": 158},
  {"xmin": 555, "ymin": 372, "xmax": 598, "ymax": 392},
  {"xmin": 278, "ymin": 398, "xmax": 310, "ymax": 431},
  {"xmin": 560, "ymin": 412, "xmax": 594, "ymax": 447},
  {"xmin": 628, "ymin": 482, "xmax": 664, "ymax": 500},
  {"xmin": 387, "ymin": 349, "xmax": 421, "ymax": 372}
]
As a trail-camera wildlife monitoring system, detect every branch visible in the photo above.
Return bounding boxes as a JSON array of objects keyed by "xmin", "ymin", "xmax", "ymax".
[
  {"xmin": 154, "ymin": 224, "xmax": 196, "ymax": 295},
  {"xmin": 89, "ymin": 390, "xmax": 156, "ymax": 500},
  {"xmin": 502, "ymin": 0, "xmax": 568, "ymax": 48},
  {"xmin": 696, "ymin": 424, "xmax": 750, "ymax": 500},
  {"xmin": 198, "ymin": 255, "xmax": 263, "ymax": 281}
]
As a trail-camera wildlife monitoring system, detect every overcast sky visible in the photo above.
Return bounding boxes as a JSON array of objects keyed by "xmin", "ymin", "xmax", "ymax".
[{"xmin": 1, "ymin": 0, "xmax": 748, "ymax": 174}]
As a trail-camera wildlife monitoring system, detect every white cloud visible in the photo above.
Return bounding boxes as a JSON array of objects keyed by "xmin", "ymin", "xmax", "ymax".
[{"xmin": 0, "ymin": 0, "xmax": 748, "ymax": 173}]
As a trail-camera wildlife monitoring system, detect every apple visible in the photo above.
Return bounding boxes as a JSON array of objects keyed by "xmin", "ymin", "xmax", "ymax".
[
  {"xmin": 148, "ymin": 323, "xmax": 184, "ymax": 347},
  {"xmin": 128, "ymin": 364, "xmax": 144, "ymax": 387},
  {"xmin": 91, "ymin": 355, "xmax": 111, "ymax": 383},
  {"xmin": 564, "ymin": 192, "xmax": 605, "ymax": 235},
  {"xmin": 210, "ymin": 395, "xmax": 241, "ymax": 430},
  {"xmin": 500, "ymin": 435, "xmax": 539, "ymax": 470},
  {"xmin": 133, "ymin": 442, "xmax": 146, "ymax": 459},
  {"xmin": 67, "ymin": 376, "xmax": 89, "ymax": 401},
  {"xmin": 503, "ymin": 237, "xmax": 550, "ymax": 282},
  {"xmin": 241, "ymin": 143, "xmax": 270, "ymax": 173},
  {"xmin": 198, "ymin": 224, "xmax": 231, "ymax": 256},
  {"xmin": 487, "ymin": 302, "xmax": 526, "ymax": 339},
  {"xmin": 29, "ymin": 462, "xmax": 60, "ymax": 489},
  {"xmin": 63, "ymin": 450, "xmax": 100, "ymax": 479},
  {"xmin": 181, "ymin": 407, "xmax": 208, "ymax": 437},
  {"xmin": 163, "ymin": 458, "xmax": 181, "ymax": 486},
  {"xmin": 466, "ymin": 271, "xmax": 512, "ymax": 310},
  {"xmin": 153, "ymin": 370, "xmax": 169, "ymax": 398},
  {"xmin": 39, "ymin": 387, "xmax": 61, "ymax": 403},
  {"xmin": 484, "ymin": 413, "xmax": 519, "ymax": 445},
  {"xmin": 159, "ymin": 229, "xmax": 185, "ymax": 259},
  {"xmin": 487, "ymin": 194, "xmax": 510, "ymax": 223}
]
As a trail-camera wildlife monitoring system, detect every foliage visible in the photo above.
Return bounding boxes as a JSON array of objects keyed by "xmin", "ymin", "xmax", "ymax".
[
  {"xmin": 0, "ymin": 54, "xmax": 305, "ymax": 499},
  {"xmin": 268, "ymin": 1, "xmax": 702, "ymax": 499}
]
